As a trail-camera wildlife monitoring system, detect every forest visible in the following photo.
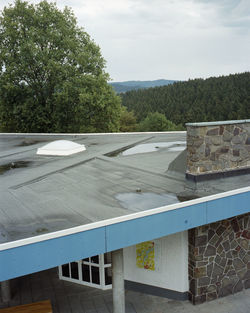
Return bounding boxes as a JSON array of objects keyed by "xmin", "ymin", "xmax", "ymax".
[{"xmin": 120, "ymin": 72, "xmax": 250, "ymax": 129}]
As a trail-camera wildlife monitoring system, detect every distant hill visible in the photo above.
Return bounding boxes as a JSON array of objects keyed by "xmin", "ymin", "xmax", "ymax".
[
  {"xmin": 109, "ymin": 79, "xmax": 177, "ymax": 93},
  {"xmin": 121, "ymin": 72, "xmax": 250, "ymax": 126}
]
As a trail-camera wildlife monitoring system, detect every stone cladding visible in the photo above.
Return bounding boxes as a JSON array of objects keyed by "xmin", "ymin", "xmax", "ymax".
[
  {"xmin": 188, "ymin": 213, "xmax": 250, "ymax": 304},
  {"xmin": 186, "ymin": 120, "xmax": 250, "ymax": 175}
]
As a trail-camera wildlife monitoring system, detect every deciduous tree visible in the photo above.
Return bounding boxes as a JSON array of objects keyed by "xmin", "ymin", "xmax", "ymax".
[
  {"xmin": 0, "ymin": 0, "xmax": 121, "ymax": 132},
  {"xmin": 138, "ymin": 112, "xmax": 178, "ymax": 132}
]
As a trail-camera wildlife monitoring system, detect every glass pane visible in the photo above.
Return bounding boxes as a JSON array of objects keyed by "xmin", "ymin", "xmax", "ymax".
[
  {"xmin": 91, "ymin": 266, "xmax": 100, "ymax": 284},
  {"xmin": 83, "ymin": 257, "xmax": 90, "ymax": 262},
  {"xmin": 70, "ymin": 262, "xmax": 79, "ymax": 279},
  {"xmin": 82, "ymin": 264, "xmax": 90, "ymax": 282},
  {"xmin": 61, "ymin": 264, "xmax": 70, "ymax": 277},
  {"xmin": 104, "ymin": 252, "xmax": 112, "ymax": 265},
  {"xmin": 91, "ymin": 255, "xmax": 99, "ymax": 264},
  {"xmin": 105, "ymin": 267, "xmax": 112, "ymax": 285}
]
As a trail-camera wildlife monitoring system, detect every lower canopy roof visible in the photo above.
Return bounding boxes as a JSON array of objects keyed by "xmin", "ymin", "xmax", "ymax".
[
  {"xmin": 0, "ymin": 132, "xmax": 249, "ymax": 281},
  {"xmin": 0, "ymin": 187, "xmax": 249, "ymax": 282}
]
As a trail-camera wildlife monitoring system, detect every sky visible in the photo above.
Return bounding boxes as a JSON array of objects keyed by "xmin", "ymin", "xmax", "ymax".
[{"xmin": 0, "ymin": 0, "xmax": 249, "ymax": 82}]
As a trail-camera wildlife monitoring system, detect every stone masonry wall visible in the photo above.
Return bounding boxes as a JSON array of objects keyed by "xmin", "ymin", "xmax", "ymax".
[
  {"xmin": 188, "ymin": 213, "xmax": 250, "ymax": 304},
  {"xmin": 186, "ymin": 120, "xmax": 250, "ymax": 175}
]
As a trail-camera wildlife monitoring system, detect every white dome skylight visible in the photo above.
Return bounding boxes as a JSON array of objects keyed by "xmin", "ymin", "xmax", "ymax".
[{"xmin": 37, "ymin": 140, "xmax": 86, "ymax": 156}]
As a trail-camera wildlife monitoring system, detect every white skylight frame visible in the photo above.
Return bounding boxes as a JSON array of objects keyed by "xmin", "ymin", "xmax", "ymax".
[{"xmin": 36, "ymin": 140, "xmax": 86, "ymax": 156}]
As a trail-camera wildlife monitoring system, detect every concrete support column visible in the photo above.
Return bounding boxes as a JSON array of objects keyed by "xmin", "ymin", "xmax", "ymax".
[
  {"xmin": 1, "ymin": 280, "xmax": 11, "ymax": 303},
  {"xmin": 112, "ymin": 249, "xmax": 125, "ymax": 313}
]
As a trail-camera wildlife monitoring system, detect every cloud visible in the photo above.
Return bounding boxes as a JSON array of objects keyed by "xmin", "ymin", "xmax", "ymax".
[
  {"xmin": 194, "ymin": 0, "xmax": 250, "ymax": 29},
  {"xmin": 0, "ymin": 0, "xmax": 249, "ymax": 80}
]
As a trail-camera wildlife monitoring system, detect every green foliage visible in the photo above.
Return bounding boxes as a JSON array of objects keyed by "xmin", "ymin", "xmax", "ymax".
[
  {"xmin": 121, "ymin": 72, "xmax": 250, "ymax": 126},
  {"xmin": 0, "ymin": 0, "xmax": 121, "ymax": 133},
  {"xmin": 119, "ymin": 106, "xmax": 137, "ymax": 132},
  {"xmin": 138, "ymin": 112, "xmax": 178, "ymax": 132}
]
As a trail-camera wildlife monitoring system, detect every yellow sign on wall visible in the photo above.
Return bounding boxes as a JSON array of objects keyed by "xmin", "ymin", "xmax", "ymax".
[{"xmin": 136, "ymin": 241, "xmax": 155, "ymax": 271}]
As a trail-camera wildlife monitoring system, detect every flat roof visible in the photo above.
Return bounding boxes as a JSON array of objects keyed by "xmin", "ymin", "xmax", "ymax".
[
  {"xmin": 1, "ymin": 131, "xmax": 250, "ymax": 245},
  {"xmin": 0, "ymin": 132, "xmax": 188, "ymax": 243},
  {"xmin": 0, "ymin": 132, "xmax": 249, "ymax": 281}
]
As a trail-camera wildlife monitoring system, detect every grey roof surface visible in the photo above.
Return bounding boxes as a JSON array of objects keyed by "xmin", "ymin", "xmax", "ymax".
[{"xmin": 0, "ymin": 132, "xmax": 249, "ymax": 244}]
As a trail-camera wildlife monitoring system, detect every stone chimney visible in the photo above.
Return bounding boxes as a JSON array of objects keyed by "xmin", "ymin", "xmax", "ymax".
[{"xmin": 186, "ymin": 120, "xmax": 250, "ymax": 181}]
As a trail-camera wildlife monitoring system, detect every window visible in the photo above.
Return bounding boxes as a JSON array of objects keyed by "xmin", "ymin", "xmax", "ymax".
[{"xmin": 58, "ymin": 253, "xmax": 112, "ymax": 290}]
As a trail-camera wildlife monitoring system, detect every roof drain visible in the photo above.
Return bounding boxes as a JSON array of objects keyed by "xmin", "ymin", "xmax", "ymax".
[{"xmin": 36, "ymin": 140, "xmax": 86, "ymax": 156}]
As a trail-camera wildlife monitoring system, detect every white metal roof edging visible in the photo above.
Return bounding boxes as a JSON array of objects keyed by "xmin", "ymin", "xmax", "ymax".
[
  {"xmin": 0, "ymin": 131, "xmax": 186, "ymax": 136},
  {"xmin": 0, "ymin": 186, "xmax": 249, "ymax": 252},
  {"xmin": 186, "ymin": 119, "xmax": 250, "ymax": 127}
]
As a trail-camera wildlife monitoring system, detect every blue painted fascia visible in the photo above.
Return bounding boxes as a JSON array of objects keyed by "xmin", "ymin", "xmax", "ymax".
[
  {"xmin": 0, "ymin": 191, "xmax": 249, "ymax": 282},
  {"xmin": 106, "ymin": 202, "xmax": 206, "ymax": 252},
  {"xmin": 0, "ymin": 227, "xmax": 106, "ymax": 282},
  {"xmin": 206, "ymin": 192, "xmax": 249, "ymax": 224}
]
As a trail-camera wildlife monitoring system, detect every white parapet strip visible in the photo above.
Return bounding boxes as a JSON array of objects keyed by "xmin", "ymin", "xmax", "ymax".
[{"xmin": 0, "ymin": 131, "xmax": 186, "ymax": 136}]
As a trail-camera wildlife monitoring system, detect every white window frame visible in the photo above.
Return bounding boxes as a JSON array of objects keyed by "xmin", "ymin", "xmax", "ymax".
[{"xmin": 58, "ymin": 253, "xmax": 112, "ymax": 290}]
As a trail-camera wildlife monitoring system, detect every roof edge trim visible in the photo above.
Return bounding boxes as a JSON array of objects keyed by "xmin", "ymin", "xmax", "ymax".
[{"xmin": 0, "ymin": 131, "xmax": 186, "ymax": 137}]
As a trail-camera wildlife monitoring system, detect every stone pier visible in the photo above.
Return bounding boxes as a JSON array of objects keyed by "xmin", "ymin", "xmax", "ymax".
[
  {"xmin": 186, "ymin": 120, "xmax": 250, "ymax": 179},
  {"xmin": 188, "ymin": 213, "xmax": 250, "ymax": 304}
]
